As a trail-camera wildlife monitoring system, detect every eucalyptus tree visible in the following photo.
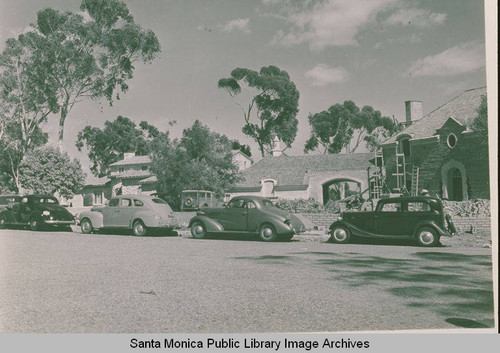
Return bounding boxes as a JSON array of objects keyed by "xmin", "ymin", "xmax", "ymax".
[
  {"xmin": 0, "ymin": 0, "xmax": 161, "ymax": 151},
  {"xmin": 218, "ymin": 65, "xmax": 300, "ymax": 157}
]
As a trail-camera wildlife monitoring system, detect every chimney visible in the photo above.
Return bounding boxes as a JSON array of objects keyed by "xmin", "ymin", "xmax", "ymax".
[
  {"xmin": 271, "ymin": 136, "xmax": 283, "ymax": 157},
  {"xmin": 123, "ymin": 152, "xmax": 135, "ymax": 159},
  {"xmin": 405, "ymin": 100, "xmax": 423, "ymax": 125}
]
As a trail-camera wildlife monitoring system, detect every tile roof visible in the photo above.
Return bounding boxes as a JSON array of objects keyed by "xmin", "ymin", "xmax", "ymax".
[
  {"xmin": 139, "ymin": 175, "xmax": 157, "ymax": 184},
  {"xmin": 235, "ymin": 153, "xmax": 373, "ymax": 187},
  {"xmin": 84, "ymin": 174, "xmax": 111, "ymax": 186},
  {"xmin": 109, "ymin": 155, "xmax": 151, "ymax": 167},
  {"xmin": 384, "ymin": 87, "xmax": 487, "ymax": 144},
  {"xmin": 111, "ymin": 170, "xmax": 152, "ymax": 179}
]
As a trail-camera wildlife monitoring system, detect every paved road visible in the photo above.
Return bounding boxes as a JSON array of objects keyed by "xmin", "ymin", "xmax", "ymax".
[{"xmin": 0, "ymin": 228, "xmax": 494, "ymax": 333}]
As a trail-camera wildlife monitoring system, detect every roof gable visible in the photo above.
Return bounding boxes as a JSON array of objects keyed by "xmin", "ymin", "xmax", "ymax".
[
  {"xmin": 435, "ymin": 117, "xmax": 467, "ymax": 135},
  {"xmin": 384, "ymin": 87, "xmax": 486, "ymax": 144}
]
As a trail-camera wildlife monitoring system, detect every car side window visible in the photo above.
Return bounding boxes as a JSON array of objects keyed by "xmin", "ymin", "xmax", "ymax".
[
  {"xmin": 108, "ymin": 198, "xmax": 119, "ymax": 207},
  {"xmin": 380, "ymin": 202, "xmax": 401, "ymax": 212},
  {"xmin": 407, "ymin": 202, "xmax": 430, "ymax": 212},
  {"xmin": 120, "ymin": 198, "xmax": 132, "ymax": 207},
  {"xmin": 228, "ymin": 199, "xmax": 245, "ymax": 208},
  {"xmin": 247, "ymin": 201, "xmax": 256, "ymax": 209},
  {"xmin": 134, "ymin": 200, "xmax": 144, "ymax": 207}
]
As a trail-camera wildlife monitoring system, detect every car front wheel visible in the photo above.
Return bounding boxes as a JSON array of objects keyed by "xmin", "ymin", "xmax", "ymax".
[
  {"xmin": 80, "ymin": 218, "xmax": 93, "ymax": 234},
  {"xmin": 416, "ymin": 226, "xmax": 439, "ymax": 247},
  {"xmin": 329, "ymin": 225, "xmax": 351, "ymax": 244},
  {"xmin": 259, "ymin": 223, "xmax": 278, "ymax": 242},
  {"xmin": 30, "ymin": 218, "xmax": 39, "ymax": 231},
  {"xmin": 132, "ymin": 220, "xmax": 147, "ymax": 236},
  {"xmin": 190, "ymin": 221, "xmax": 207, "ymax": 239}
]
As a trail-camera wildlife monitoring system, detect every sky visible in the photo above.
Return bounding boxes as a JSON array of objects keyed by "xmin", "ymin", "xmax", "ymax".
[{"xmin": 0, "ymin": 0, "xmax": 492, "ymax": 173}]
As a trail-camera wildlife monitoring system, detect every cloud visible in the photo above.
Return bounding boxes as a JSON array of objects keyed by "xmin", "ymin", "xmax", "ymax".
[
  {"xmin": 385, "ymin": 8, "xmax": 446, "ymax": 27},
  {"xmin": 267, "ymin": 0, "xmax": 399, "ymax": 51},
  {"xmin": 304, "ymin": 64, "xmax": 349, "ymax": 86},
  {"xmin": 406, "ymin": 42, "xmax": 485, "ymax": 77},
  {"xmin": 218, "ymin": 18, "xmax": 250, "ymax": 34}
]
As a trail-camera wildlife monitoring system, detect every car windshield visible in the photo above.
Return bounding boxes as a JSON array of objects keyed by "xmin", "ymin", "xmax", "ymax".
[
  {"xmin": 152, "ymin": 198, "xmax": 168, "ymax": 204},
  {"xmin": 262, "ymin": 199, "xmax": 275, "ymax": 207}
]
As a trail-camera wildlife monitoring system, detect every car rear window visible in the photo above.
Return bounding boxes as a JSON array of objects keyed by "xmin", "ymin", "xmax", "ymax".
[
  {"xmin": 262, "ymin": 200, "xmax": 275, "ymax": 207},
  {"xmin": 152, "ymin": 198, "xmax": 168, "ymax": 204},
  {"xmin": 407, "ymin": 202, "xmax": 431, "ymax": 212},
  {"xmin": 380, "ymin": 202, "xmax": 401, "ymax": 212},
  {"xmin": 108, "ymin": 198, "xmax": 119, "ymax": 207}
]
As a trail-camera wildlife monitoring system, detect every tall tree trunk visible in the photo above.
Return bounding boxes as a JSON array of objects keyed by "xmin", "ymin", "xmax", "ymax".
[{"xmin": 58, "ymin": 106, "xmax": 68, "ymax": 151}]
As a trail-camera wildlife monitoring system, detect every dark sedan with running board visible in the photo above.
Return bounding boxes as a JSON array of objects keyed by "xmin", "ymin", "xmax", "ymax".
[{"xmin": 328, "ymin": 196, "xmax": 456, "ymax": 247}]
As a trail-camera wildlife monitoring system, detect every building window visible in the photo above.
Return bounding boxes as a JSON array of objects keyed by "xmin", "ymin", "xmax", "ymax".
[
  {"xmin": 119, "ymin": 167, "xmax": 124, "ymax": 172},
  {"xmin": 398, "ymin": 137, "xmax": 411, "ymax": 157},
  {"xmin": 94, "ymin": 192, "xmax": 103, "ymax": 205},
  {"xmin": 447, "ymin": 133, "xmax": 457, "ymax": 148}
]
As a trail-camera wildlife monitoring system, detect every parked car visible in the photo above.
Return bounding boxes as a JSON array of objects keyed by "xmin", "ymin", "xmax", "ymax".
[
  {"xmin": 0, "ymin": 194, "xmax": 21, "ymax": 210},
  {"xmin": 189, "ymin": 195, "xmax": 306, "ymax": 242},
  {"xmin": 328, "ymin": 196, "xmax": 456, "ymax": 247},
  {"xmin": 181, "ymin": 190, "xmax": 219, "ymax": 211},
  {"xmin": 0, "ymin": 194, "xmax": 75, "ymax": 231},
  {"xmin": 78, "ymin": 194, "xmax": 182, "ymax": 236}
]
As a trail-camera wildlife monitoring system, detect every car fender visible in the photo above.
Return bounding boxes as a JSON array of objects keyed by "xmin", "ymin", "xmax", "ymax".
[
  {"xmin": 329, "ymin": 219, "xmax": 380, "ymax": 238},
  {"xmin": 79, "ymin": 211, "xmax": 104, "ymax": 229},
  {"xmin": 0, "ymin": 209, "xmax": 16, "ymax": 224},
  {"xmin": 412, "ymin": 220, "xmax": 450, "ymax": 238},
  {"xmin": 130, "ymin": 210, "xmax": 158, "ymax": 228},
  {"xmin": 189, "ymin": 215, "xmax": 224, "ymax": 233},
  {"xmin": 329, "ymin": 220, "xmax": 353, "ymax": 233},
  {"xmin": 256, "ymin": 215, "xmax": 292, "ymax": 235}
]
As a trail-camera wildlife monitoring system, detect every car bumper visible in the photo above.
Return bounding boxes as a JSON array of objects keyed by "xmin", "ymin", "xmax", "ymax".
[{"xmin": 43, "ymin": 220, "xmax": 75, "ymax": 226}]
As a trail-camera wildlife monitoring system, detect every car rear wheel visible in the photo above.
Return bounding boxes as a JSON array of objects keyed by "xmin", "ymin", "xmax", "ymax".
[
  {"xmin": 190, "ymin": 221, "xmax": 207, "ymax": 239},
  {"xmin": 132, "ymin": 220, "xmax": 147, "ymax": 236},
  {"xmin": 329, "ymin": 225, "xmax": 351, "ymax": 244},
  {"xmin": 259, "ymin": 223, "xmax": 278, "ymax": 242},
  {"xmin": 416, "ymin": 226, "xmax": 439, "ymax": 247},
  {"xmin": 80, "ymin": 218, "xmax": 93, "ymax": 234}
]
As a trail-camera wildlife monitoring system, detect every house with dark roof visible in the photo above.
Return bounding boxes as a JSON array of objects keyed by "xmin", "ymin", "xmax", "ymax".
[
  {"xmin": 228, "ymin": 138, "xmax": 374, "ymax": 204},
  {"xmin": 381, "ymin": 87, "xmax": 489, "ymax": 200}
]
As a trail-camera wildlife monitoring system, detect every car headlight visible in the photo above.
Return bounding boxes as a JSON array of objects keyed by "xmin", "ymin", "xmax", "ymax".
[
  {"xmin": 42, "ymin": 210, "xmax": 50, "ymax": 216},
  {"xmin": 153, "ymin": 214, "xmax": 162, "ymax": 221}
]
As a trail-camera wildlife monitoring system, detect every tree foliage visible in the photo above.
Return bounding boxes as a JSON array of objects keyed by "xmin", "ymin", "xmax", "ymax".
[
  {"xmin": 18, "ymin": 146, "xmax": 85, "ymax": 198},
  {"xmin": 76, "ymin": 116, "xmax": 170, "ymax": 177},
  {"xmin": 304, "ymin": 101, "xmax": 401, "ymax": 154},
  {"xmin": 0, "ymin": 0, "xmax": 160, "ymax": 150},
  {"xmin": 151, "ymin": 120, "xmax": 241, "ymax": 209},
  {"xmin": 471, "ymin": 95, "xmax": 488, "ymax": 134},
  {"xmin": 231, "ymin": 140, "xmax": 252, "ymax": 157},
  {"xmin": 218, "ymin": 65, "xmax": 299, "ymax": 157}
]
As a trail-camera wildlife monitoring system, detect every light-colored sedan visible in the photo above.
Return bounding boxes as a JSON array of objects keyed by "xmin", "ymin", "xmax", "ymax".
[{"xmin": 79, "ymin": 195, "xmax": 182, "ymax": 236}]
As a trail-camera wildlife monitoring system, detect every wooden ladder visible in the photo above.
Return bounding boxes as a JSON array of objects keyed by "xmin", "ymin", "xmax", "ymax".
[{"xmin": 410, "ymin": 165, "xmax": 420, "ymax": 196}]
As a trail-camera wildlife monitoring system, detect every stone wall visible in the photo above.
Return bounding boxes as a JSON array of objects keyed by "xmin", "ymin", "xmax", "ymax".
[{"xmin": 451, "ymin": 216, "xmax": 491, "ymax": 233}]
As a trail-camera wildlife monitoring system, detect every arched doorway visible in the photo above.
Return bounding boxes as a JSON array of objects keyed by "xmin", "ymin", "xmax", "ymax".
[
  {"xmin": 322, "ymin": 179, "xmax": 361, "ymax": 205},
  {"xmin": 448, "ymin": 168, "xmax": 464, "ymax": 201},
  {"xmin": 441, "ymin": 160, "xmax": 468, "ymax": 201}
]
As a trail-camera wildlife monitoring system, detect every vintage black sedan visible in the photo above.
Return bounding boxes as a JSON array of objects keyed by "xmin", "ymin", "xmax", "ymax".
[
  {"xmin": 328, "ymin": 196, "xmax": 455, "ymax": 247},
  {"xmin": 0, "ymin": 194, "xmax": 75, "ymax": 231},
  {"xmin": 189, "ymin": 195, "xmax": 306, "ymax": 242}
]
